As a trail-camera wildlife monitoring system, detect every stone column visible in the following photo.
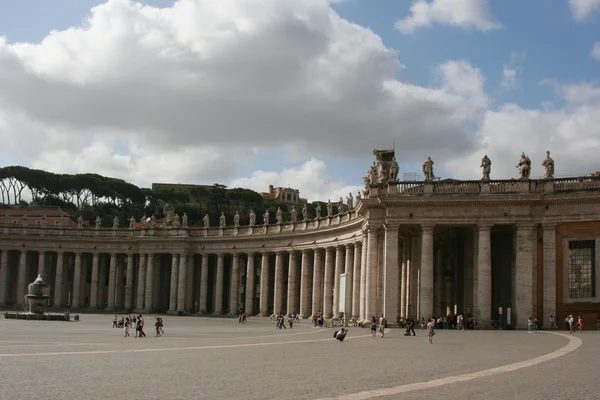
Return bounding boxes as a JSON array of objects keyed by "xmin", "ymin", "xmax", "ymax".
[
  {"xmin": 435, "ymin": 246, "xmax": 443, "ymax": 316},
  {"xmin": 115, "ymin": 256, "xmax": 125, "ymax": 309},
  {"xmin": 143, "ymin": 253, "xmax": 154, "ymax": 312},
  {"xmin": 199, "ymin": 254, "xmax": 208, "ymax": 313},
  {"xmin": 16, "ymin": 251, "xmax": 27, "ymax": 308},
  {"xmin": 515, "ymin": 223, "xmax": 534, "ymax": 328},
  {"xmin": 54, "ymin": 252, "xmax": 65, "ymax": 308},
  {"xmin": 420, "ymin": 224, "xmax": 435, "ymax": 320},
  {"xmin": 365, "ymin": 228, "xmax": 379, "ymax": 320},
  {"xmin": 351, "ymin": 243, "xmax": 361, "ymax": 318},
  {"xmin": 72, "ymin": 252, "xmax": 83, "ymax": 309},
  {"xmin": 135, "ymin": 254, "xmax": 146, "ymax": 311},
  {"xmin": 229, "ymin": 253, "xmax": 240, "ymax": 315},
  {"xmin": 273, "ymin": 251, "xmax": 285, "ymax": 315},
  {"xmin": 0, "ymin": 250, "xmax": 8, "ymax": 305},
  {"xmin": 400, "ymin": 238, "xmax": 408, "ymax": 318},
  {"xmin": 299, "ymin": 250, "xmax": 311, "ymax": 317},
  {"xmin": 185, "ymin": 255, "xmax": 194, "ymax": 312},
  {"xmin": 333, "ymin": 246, "xmax": 345, "ymax": 317},
  {"xmin": 542, "ymin": 223, "xmax": 557, "ymax": 327},
  {"xmin": 323, "ymin": 247, "xmax": 335, "ymax": 317},
  {"xmin": 344, "ymin": 244, "xmax": 354, "ymax": 315},
  {"xmin": 383, "ymin": 224, "xmax": 399, "ymax": 320},
  {"xmin": 311, "ymin": 249, "xmax": 323, "ymax": 316},
  {"xmin": 90, "ymin": 253, "xmax": 100, "ymax": 310},
  {"xmin": 476, "ymin": 224, "xmax": 492, "ymax": 326},
  {"xmin": 259, "ymin": 252, "xmax": 270, "ymax": 316},
  {"xmin": 214, "ymin": 253, "xmax": 224, "ymax": 314},
  {"xmin": 37, "ymin": 251, "xmax": 46, "ymax": 280},
  {"xmin": 359, "ymin": 232, "xmax": 368, "ymax": 320},
  {"xmin": 106, "ymin": 253, "xmax": 118, "ymax": 310},
  {"xmin": 125, "ymin": 253, "xmax": 135, "ymax": 310},
  {"xmin": 177, "ymin": 253, "xmax": 187, "ymax": 313},
  {"xmin": 245, "ymin": 253, "xmax": 256, "ymax": 315},
  {"xmin": 168, "ymin": 253, "xmax": 179, "ymax": 313},
  {"xmin": 287, "ymin": 251, "xmax": 298, "ymax": 315}
]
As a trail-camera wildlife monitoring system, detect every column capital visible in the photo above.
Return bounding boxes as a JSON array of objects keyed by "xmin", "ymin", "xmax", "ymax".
[
  {"xmin": 275, "ymin": 250, "xmax": 286, "ymax": 256},
  {"xmin": 384, "ymin": 223, "xmax": 400, "ymax": 231},
  {"xmin": 301, "ymin": 249, "xmax": 311, "ymax": 255},
  {"xmin": 421, "ymin": 223, "xmax": 435, "ymax": 233},
  {"xmin": 477, "ymin": 223, "xmax": 494, "ymax": 231},
  {"xmin": 354, "ymin": 241, "xmax": 362, "ymax": 248},
  {"xmin": 541, "ymin": 222, "xmax": 558, "ymax": 231}
]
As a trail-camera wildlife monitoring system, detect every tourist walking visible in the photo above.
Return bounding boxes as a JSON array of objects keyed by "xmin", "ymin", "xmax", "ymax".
[
  {"xmin": 124, "ymin": 317, "xmax": 130, "ymax": 337},
  {"xmin": 378, "ymin": 314, "xmax": 386, "ymax": 338},
  {"xmin": 528, "ymin": 317, "xmax": 533, "ymax": 333},
  {"xmin": 155, "ymin": 317, "xmax": 162, "ymax": 337},
  {"xmin": 578, "ymin": 316, "xmax": 583, "ymax": 332},
  {"xmin": 548, "ymin": 315, "xmax": 556, "ymax": 330},
  {"xmin": 136, "ymin": 315, "xmax": 146, "ymax": 337},
  {"xmin": 370, "ymin": 316, "xmax": 377, "ymax": 337},
  {"xmin": 427, "ymin": 318, "xmax": 435, "ymax": 344}
]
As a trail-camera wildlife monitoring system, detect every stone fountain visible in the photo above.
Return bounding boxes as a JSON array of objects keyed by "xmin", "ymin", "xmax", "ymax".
[
  {"xmin": 26, "ymin": 274, "xmax": 50, "ymax": 314},
  {"xmin": 3, "ymin": 275, "xmax": 75, "ymax": 321}
]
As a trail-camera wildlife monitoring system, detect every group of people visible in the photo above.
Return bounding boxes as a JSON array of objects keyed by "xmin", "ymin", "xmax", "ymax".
[
  {"xmin": 271, "ymin": 313, "xmax": 299, "ymax": 329},
  {"xmin": 112, "ymin": 314, "xmax": 164, "ymax": 337}
]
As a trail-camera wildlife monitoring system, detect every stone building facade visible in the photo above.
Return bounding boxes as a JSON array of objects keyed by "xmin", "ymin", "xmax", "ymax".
[{"xmin": 0, "ymin": 153, "xmax": 599, "ymax": 329}]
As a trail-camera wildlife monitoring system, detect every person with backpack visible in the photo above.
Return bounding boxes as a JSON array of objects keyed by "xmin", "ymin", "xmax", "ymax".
[{"xmin": 333, "ymin": 328, "xmax": 348, "ymax": 342}]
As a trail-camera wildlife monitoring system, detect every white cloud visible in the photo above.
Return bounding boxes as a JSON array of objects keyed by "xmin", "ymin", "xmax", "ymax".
[
  {"xmin": 0, "ymin": 0, "xmax": 487, "ymax": 200},
  {"xmin": 394, "ymin": 0, "xmax": 501, "ymax": 33},
  {"xmin": 229, "ymin": 159, "xmax": 361, "ymax": 203},
  {"xmin": 569, "ymin": 0, "xmax": 600, "ymax": 21},
  {"xmin": 445, "ymin": 82, "xmax": 600, "ymax": 180},
  {"xmin": 591, "ymin": 41, "xmax": 600, "ymax": 60},
  {"xmin": 0, "ymin": 0, "xmax": 598, "ymax": 202},
  {"xmin": 500, "ymin": 51, "xmax": 526, "ymax": 90},
  {"xmin": 436, "ymin": 60, "xmax": 489, "ymax": 109}
]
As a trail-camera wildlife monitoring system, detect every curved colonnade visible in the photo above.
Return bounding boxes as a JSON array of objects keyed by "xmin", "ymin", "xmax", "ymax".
[{"xmin": 1, "ymin": 175, "xmax": 600, "ymax": 329}]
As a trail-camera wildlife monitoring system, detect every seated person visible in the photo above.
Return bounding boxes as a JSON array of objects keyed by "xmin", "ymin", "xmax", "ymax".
[{"xmin": 333, "ymin": 328, "xmax": 349, "ymax": 341}]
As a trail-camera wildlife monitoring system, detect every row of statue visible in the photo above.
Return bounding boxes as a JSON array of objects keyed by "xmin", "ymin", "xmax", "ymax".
[{"xmin": 365, "ymin": 150, "xmax": 556, "ymax": 189}]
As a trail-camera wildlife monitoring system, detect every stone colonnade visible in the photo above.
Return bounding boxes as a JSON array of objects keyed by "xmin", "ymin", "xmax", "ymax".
[{"xmin": 0, "ymin": 221, "xmax": 554, "ymax": 328}]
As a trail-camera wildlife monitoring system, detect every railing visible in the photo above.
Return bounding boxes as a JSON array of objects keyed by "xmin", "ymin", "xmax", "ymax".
[
  {"xmin": 367, "ymin": 175, "xmax": 600, "ymax": 197},
  {"xmin": 0, "ymin": 210, "xmax": 361, "ymax": 239}
]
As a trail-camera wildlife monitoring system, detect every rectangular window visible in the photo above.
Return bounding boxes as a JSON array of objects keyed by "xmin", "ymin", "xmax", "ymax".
[{"xmin": 567, "ymin": 240, "xmax": 596, "ymax": 299}]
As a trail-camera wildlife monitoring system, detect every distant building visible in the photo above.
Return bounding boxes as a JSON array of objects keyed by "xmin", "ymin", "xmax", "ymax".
[
  {"xmin": 151, "ymin": 183, "xmax": 213, "ymax": 192},
  {"xmin": 1, "ymin": 207, "xmax": 80, "ymax": 227},
  {"xmin": 261, "ymin": 185, "xmax": 307, "ymax": 205}
]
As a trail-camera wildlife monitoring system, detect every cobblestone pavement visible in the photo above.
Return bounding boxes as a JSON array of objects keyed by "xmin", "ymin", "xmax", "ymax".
[{"xmin": 0, "ymin": 315, "xmax": 595, "ymax": 400}]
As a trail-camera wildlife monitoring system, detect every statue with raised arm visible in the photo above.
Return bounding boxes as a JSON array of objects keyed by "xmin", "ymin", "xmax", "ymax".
[
  {"xmin": 77, "ymin": 215, "xmax": 84, "ymax": 229},
  {"xmin": 173, "ymin": 213, "xmax": 181, "ymax": 228},
  {"xmin": 219, "ymin": 212, "xmax": 226, "ymax": 228},
  {"xmin": 203, "ymin": 214, "xmax": 209, "ymax": 228},
  {"xmin": 141, "ymin": 215, "xmax": 148, "ymax": 228},
  {"xmin": 276, "ymin": 207, "xmax": 283, "ymax": 224},
  {"xmin": 369, "ymin": 163, "xmax": 379, "ymax": 185},
  {"xmin": 542, "ymin": 151, "xmax": 555, "ymax": 179},
  {"xmin": 338, "ymin": 197, "xmax": 344, "ymax": 214},
  {"xmin": 291, "ymin": 205, "xmax": 297, "ymax": 223},
  {"xmin": 327, "ymin": 200, "xmax": 332, "ymax": 217},
  {"xmin": 263, "ymin": 210, "xmax": 270, "ymax": 225},
  {"xmin": 129, "ymin": 216, "xmax": 135, "ymax": 230},
  {"xmin": 389, "ymin": 157, "xmax": 399, "ymax": 181},
  {"xmin": 95, "ymin": 216, "xmax": 101, "ymax": 229},
  {"xmin": 163, "ymin": 202, "xmax": 175, "ymax": 226},
  {"xmin": 422, "ymin": 157, "xmax": 435, "ymax": 181},
  {"xmin": 112, "ymin": 216, "xmax": 119, "ymax": 229},
  {"xmin": 249, "ymin": 210, "xmax": 256, "ymax": 226},
  {"xmin": 516, "ymin": 152, "xmax": 531, "ymax": 179},
  {"xmin": 302, "ymin": 204, "xmax": 308, "ymax": 221},
  {"xmin": 480, "ymin": 155, "xmax": 491, "ymax": 181},
  {"xmin": 234, "ymin": 211, "xmax": 240, "ymax": 227},
  {"xmin": 315, "ymin": 204, "xmax": 322, "ymax": 219},
  {"xmin": 347, "ymin": 192, "xmax": 354, "ymax": 210},
  {"xmin": 182, "ymin": 213, "xmax": 188, "ymax": 227}
]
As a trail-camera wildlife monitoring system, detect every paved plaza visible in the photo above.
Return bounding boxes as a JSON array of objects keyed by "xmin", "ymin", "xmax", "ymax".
[{"xmin": 0, "ymin": 315, "xmax": 597, "ymax": 400}]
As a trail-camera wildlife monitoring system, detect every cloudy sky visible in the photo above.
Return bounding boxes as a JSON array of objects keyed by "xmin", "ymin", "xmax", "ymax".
[{"xmin": 0, "ymin": 0, "xmax": 599, "ymax": 202}]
